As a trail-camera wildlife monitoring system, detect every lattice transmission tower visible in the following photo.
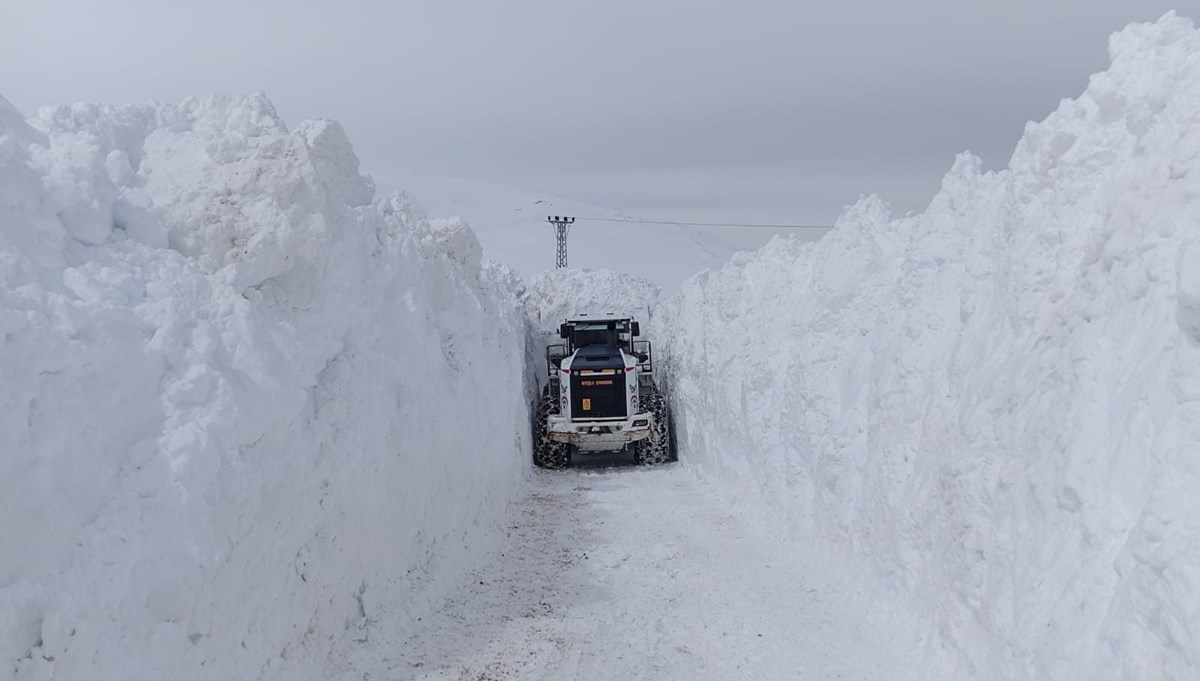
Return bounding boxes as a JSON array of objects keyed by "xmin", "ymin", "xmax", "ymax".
[{"xmin": 547, "ymin": 215, "xmax": 575, "ymax": 268}]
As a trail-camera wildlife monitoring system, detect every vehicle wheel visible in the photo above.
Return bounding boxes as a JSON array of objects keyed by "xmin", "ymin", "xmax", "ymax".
[
  {"xmin": 666, "ymin": 401, "xmax": 679, "ymax": 462},
  {"xmin": 634, "ymin": 391, "xmax": 671, "ymax": 465},
  {"xmin": 533, "ymin": 390, "xmax": 571, "ymax": 469}
]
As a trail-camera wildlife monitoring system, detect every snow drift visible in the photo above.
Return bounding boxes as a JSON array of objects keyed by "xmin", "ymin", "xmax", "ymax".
[
  {"xmin": 665, "ymin": 13, "xmax": 1200, "ymax": 681},
  {"xmin": 0, "ymin": 94, "xmax": 529, "ymax": 680},
  {"xmin": 522, "ymin": 268, "xmax": 661, "ymax": 334}
]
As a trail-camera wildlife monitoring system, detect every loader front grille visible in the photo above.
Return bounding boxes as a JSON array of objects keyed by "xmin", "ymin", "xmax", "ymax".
[{"xmin": 570, "ymin": 370, "xmax": 627, "ymax": 419}]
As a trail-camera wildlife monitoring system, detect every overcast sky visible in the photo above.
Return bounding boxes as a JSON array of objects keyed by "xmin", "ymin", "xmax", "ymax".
[{"xmin": 0, "ymin": 1, "xmax": 1187, "ymax": 226}]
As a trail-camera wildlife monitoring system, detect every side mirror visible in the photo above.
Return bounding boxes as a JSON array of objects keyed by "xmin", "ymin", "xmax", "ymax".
[
  {"xmin": 559, "ymin": 323, "xmax": 570, "ymax": 339},
  {"xmin": 631, "ymin": 322, "xmax": 641, "ymax": 337}
]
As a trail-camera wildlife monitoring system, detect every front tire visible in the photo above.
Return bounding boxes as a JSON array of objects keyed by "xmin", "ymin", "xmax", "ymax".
[
  {"xmin": 634, "ymin": 391, "xmax": 671, "ymax": 466},
  {"xmin": 533, "ymin": 391, "xmax": 571, "ymax": 469}
]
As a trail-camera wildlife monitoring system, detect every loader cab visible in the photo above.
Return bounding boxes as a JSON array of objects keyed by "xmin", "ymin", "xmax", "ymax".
[
  {"xmin": 534, "ymin": 313, "xmax": 671, "ymax": 468},
  {"xmin": 558, "ymin": 317, "xmax": 640, "ymax": 354},
  {"xmin": 546, "ymin": 316, "xmax": 653, "ymax": 398}
]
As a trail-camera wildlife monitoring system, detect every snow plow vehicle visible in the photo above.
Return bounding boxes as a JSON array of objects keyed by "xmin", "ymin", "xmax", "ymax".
[{"xmin": 533, "ymin": 316, "xmax": 674, "ymax": 468}]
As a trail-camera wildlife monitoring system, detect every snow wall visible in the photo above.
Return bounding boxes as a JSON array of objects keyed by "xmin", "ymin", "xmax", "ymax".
[
  {"xmin": 664, "ymin": 14, "xmax": 1200, "ymax": 681},
  {"xmin": 522, "ymin": 268, "xmax": 661, "ymax": 340},
  {"xmin": 0, "ymin": 95, "xmax": 529, "ymax": 680}
]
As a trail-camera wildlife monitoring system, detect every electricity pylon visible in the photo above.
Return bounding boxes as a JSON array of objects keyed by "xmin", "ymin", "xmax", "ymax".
[{"xmin": 547, "ymin": 216, "xmax": 574, "ymax": 268}]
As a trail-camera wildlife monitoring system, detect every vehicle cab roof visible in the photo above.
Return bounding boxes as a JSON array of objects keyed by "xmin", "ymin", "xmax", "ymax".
[{"xmin": 565, "ymin": 314, "xmax": 634, "ymax": 324}]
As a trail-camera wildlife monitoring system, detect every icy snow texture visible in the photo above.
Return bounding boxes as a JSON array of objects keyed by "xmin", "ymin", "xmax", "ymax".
[
  {"xmin": 522, "ymin": 268, "xmax": 661, "ymax": 331},
  {"xmin": 0, "ymin": 94, "xmax": 528, "ymax": 680},
  {"xmin": 665, "ymin": 13, "xmax": 1200, "ymax": 681}
]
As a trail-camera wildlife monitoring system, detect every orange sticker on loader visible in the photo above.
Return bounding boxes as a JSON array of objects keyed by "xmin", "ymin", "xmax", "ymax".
[{"xmin": 582, "ymin": 398, "xmax": 591, "ymax": 410}]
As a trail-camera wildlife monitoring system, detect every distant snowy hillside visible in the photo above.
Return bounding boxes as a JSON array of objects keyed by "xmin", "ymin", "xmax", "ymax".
[
  {"xmin": 665, "ymin": 13, "xmax": 1200, "ymax": 681},
  {"xmin": 0, "ymin": 94, "xmax": 528, "ymax": 681},
  {"xmin": 388, "ymin": 175, "xmax": 738, "ymax": 289}
]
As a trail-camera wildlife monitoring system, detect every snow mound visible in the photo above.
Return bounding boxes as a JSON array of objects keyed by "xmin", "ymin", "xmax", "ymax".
[
  {"xmin": 523, "ymin": 268, "xmax": 662, "ymax": 331},
  {"xmin": 665, "ymin": 13, "xmax": 1200, "ymax": 681},
  {"xmin": 0, "ymin": 94, "xmax": 528, "ymax": 680}
]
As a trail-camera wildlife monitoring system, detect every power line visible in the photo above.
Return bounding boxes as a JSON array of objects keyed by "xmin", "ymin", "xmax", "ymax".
[
  {"xmin": 470, "ymin": 215, "xmax": 835, "ymax": 232},
  {"xmin": 576, "ymin": 216, "xmax": 833, "ymax": 230}
]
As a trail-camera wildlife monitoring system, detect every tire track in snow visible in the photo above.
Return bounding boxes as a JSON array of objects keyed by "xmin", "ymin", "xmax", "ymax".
[{"xmin": 347, "ymin": 465, "xmax": 889, "ymax": 680}]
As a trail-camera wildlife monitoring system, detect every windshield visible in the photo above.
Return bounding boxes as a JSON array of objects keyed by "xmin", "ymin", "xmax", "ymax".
[{"xmin": 572, "ymin": 321, "xmax": 630, "ymax": 349}]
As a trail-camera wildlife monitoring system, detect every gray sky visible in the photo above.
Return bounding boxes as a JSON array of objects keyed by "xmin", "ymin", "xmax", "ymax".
[{"xmin": 0, "ymin": 0, "xmax": 1187, "ymax": 227}]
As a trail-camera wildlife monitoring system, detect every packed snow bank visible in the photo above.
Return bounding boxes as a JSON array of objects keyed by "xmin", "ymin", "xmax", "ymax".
[
  {"xmin": 665, "ymin": 13, "xmax": 1200, "ymax": 681},
  {"xmin": 523, "ymin": 268, "xmax": 661, "ymax": 332},
  {"xmin": 0, "ymin": 94, "xmax": 529, "ymax": 680}
]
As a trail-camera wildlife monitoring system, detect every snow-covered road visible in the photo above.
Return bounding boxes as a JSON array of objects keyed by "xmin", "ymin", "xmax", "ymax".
[{"xmin": 348, "ymin": 462, "xmax": 891, "ymax": 680}]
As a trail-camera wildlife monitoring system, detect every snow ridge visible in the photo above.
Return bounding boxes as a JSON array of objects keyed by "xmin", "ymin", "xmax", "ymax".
[
  {"xmin": 665, "ymin": 13, "xmax": 1200, "ymax": 680},
  {"xmin": 1, "ymin": 95, "xmax": 528, "ymax": 680}
]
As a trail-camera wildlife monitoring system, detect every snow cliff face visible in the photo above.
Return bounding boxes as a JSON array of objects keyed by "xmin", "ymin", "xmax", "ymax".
[
  {"xmin": 0, "ymin": 95, "xmax": 528, "ymax": 680},
  {"xmin": 522, "ymin": 269, "xmax": 661, "ymax": 332},
  {"xmin": 665, "ymin": 13, "xmax": 1200, "ymax": 681}
]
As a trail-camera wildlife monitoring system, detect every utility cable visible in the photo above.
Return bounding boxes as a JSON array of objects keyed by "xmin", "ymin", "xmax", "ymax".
[
  {"xmin": 469, "ymin": 215, "xmax": 835, "ymax": 231},
  {"xmin": 575, "ymin": 216, "xmax": 832, "ymax": 230}
]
